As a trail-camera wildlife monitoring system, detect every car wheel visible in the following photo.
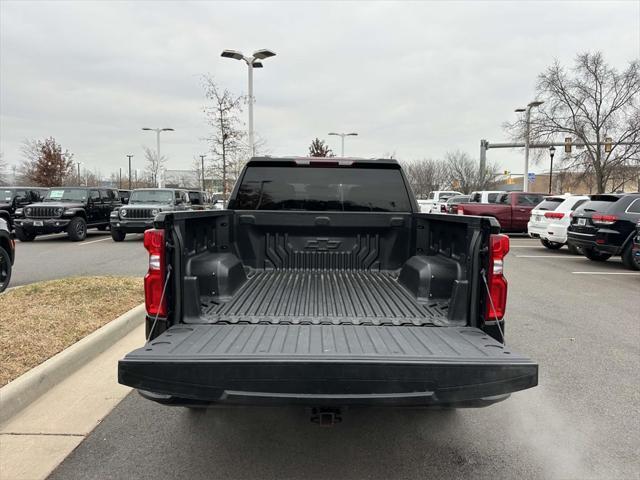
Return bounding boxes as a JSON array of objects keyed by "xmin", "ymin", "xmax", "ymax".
[
  {"xmin": 621, "ymin": 242, "xmax": 640, "ymax": 271},
  {"xmin": 67, "ymin": 217, "xmax": 87, "ymax": 241},
  {"xmin": 0, "ymin": 246, "xmax": 11, "ymax": 293},
  {"xmin": 567, "ymin": 243, "xmax": 582, "ymax": 255},
  {"xmin": 583, "ymin": 248, "xmax": 611, "ymax": 262},
  {"xmin": 14, "ymin": 228, "xmax": 35, "ymax": 242},
  {"xmin": 111, "ymin": 229, "xmax": 126, "ymax": 242}
]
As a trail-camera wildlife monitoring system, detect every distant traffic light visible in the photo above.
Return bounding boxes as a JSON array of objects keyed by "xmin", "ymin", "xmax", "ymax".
[
  {"xmin": 605, "ymin": 137, "xmax": 613, "ymax": 153},
  {"xmin": 564, "ymin": 137, "xmax": 572, "ymax": 153}
]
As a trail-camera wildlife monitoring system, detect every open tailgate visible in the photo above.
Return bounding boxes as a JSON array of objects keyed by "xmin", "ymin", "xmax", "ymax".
[{"xmin": 119, "ymin": 324, "xmax": 537, "ymax": 406}]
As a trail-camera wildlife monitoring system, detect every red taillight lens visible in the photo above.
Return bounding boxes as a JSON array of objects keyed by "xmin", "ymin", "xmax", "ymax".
[
  {"xmin": 486, "ymin": 234, "xmax": 509, "ymax": 321},
  {"xmin": 457, "ymin": 206, "xmax": 464, "ymax": 215},
  {"xmin": 592, "ymin": 214, "xmax": 617, "ymax": 225},
  {"xmin": 544, "ymin": 212, "xmax": 564, "ymax": 219},
  {"xmin": 143, "ymin": 229, "xmax": 167, "ymax": 317},
  {"xmin": 440, "ymin": 204, "xmax": 447, "ymax": 212}
]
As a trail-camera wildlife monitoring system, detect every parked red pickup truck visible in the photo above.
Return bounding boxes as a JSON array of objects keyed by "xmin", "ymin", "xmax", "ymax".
[{"xmin": 458, "ymin": 192, "xmax": 545, "ymax": 233}]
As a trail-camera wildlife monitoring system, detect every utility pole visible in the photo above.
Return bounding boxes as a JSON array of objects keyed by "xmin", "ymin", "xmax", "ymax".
[
  {"xmin": 119, "ymin": 168, "xmax": 122, "ymax": 189},
  {"xmin": 515, "ymin": 101, "xmax": 544, "ymax": 193},
  {"xmin": 221, "ymin": 49, "xmax": 276, "ymax": 156},
  {"xmin": 142, "ymin": 127, "xmax": 174, "ymax": 187},
  {"xmin": 127, "ymin": 155, "xmax": 133, "ymax": 189},
  {"xmin": 200, "ymin": 155, "xmax": 206, "ymax": 191},
  {"xmin": 222, "ymin": 134, "xmax": 227, "ymax": 200},
  {"xmin": 328, "ymin": 132, "xmax": 358, "ymax": 157},
  {"xmin": 77, "ymin": 162, "xmax": 81, "ymax": 185},
  {"xmin": 548, "ymin": 146, "xmax": 556, "ymax": 194}
]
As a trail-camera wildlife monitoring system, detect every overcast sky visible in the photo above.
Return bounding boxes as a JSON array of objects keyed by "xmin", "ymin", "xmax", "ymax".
[{"xmin": 1, "ymin": 0, "xmax": 639, "ymax": 179}]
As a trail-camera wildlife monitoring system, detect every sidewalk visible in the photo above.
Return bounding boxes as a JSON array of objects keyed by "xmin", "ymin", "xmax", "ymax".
[{"xmin": 0, "ymin": 324, "xmax": 145, "ymax": 480}]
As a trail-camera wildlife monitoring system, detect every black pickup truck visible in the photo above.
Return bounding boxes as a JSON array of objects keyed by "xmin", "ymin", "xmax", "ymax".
[{"xmin": 119, "ymin": 157, "xmax": 537, "ymax": 412}]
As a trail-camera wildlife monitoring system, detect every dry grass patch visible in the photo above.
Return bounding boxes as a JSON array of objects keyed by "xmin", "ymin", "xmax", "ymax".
[{"xmin": 0, "ymin": 276, "xmax": 144, "ymax": 386}]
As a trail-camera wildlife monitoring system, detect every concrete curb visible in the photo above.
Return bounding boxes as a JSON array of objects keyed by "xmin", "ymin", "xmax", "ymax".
[{"xmin": 0, "ymin": 303, "xmax": 146, "ymax": 426}]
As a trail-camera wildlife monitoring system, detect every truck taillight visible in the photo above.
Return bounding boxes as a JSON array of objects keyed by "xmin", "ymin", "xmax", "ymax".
[
  {"xmin": 592, "ymin": 214, "xmax": 617, "ymax": 225},
  {"xmin": 457, "ymin": 206, "xmax": 464, "ymax": 215},
  {"xmin": 143, "ymin": 229, "xmax": 167, "ymax": 317},
  {"xmin": 544, "ymin": 212, "xmax": 564, "ymax": 219},
  {"xmin": 486, "ymin": 234, "xmax": 509, "ymax": 321}
]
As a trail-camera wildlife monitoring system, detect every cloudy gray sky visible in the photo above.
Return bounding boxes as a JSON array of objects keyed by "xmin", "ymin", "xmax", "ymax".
[{"xmin": 1, "ymin": 0, "xmax": 639, "ymax": 180}]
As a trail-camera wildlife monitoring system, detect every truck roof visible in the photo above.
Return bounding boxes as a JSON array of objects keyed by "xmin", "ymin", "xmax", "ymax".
[{"xmin": 248, "ymin": 156, "xmax": 400, "ymax": 166}]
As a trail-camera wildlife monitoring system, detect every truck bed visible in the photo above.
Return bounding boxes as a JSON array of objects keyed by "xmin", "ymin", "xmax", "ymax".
[{"xmin": 198, "ymin": 270, "xmax": 449, "ymax": 326}]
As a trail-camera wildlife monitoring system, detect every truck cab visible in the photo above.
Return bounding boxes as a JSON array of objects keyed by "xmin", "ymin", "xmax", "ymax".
[{"xmin": 118, "ymin": 158, "xmax": 537, "ymax": 411}]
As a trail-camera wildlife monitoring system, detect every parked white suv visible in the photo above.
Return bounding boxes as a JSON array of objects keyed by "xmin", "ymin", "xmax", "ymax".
[
  {"xmin": 420, "ymin": 191, "xmax": 462, "ymax": 213},
  {"xmin": 528, "ymin": 195, "xmax": 589, "ymax": 252}
]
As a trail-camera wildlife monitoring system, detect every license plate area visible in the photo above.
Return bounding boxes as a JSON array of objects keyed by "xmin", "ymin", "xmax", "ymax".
[
  {"xmin": 577, "ymin": 218, "xmax": 586, "ymax": 226},
  {"xmin": 33, "ymin": 220, "xmax": 43, "ymax": 226}
]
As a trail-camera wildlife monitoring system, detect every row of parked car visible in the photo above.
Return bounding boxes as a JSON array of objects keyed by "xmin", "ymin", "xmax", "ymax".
[
  {"xmin": 0, "ymin": 185, "xmax": 224, "ymax": 243},
  {"xmin": 418, "ymin": 189, "xmax": 640, "ymax": 270},
  {"xmin": 527, "ymin": 192, "xmax": 640, "ymax": 270}
]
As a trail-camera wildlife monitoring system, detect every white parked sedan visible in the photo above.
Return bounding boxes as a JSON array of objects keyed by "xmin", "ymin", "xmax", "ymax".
[{"xmin": 528, "ymin": 195, "xmax": 589, "ymax": 252}]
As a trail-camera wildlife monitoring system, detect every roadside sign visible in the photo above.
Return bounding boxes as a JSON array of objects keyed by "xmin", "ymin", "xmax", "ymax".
[{"xmin": 528, "ymin": 172, "xmax": 536, "ymax": 184}]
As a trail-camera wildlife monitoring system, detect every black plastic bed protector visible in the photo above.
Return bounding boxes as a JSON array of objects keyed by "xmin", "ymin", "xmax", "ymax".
[{"xmin": 197, "ymin": 270, "xmax": 450, "ymax": 326}]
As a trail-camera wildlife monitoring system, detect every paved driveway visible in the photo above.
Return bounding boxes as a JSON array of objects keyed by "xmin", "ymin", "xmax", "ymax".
[{"xmin": 48, "ymin": 237, "xmax": 640, "ymax": 479}]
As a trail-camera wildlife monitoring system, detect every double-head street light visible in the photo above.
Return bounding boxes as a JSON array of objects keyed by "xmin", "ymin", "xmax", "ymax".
[
  {"xmin": 515, "ymin": 100, "xmax": 544, "ymax": 192},
  {"xmin": 142, "ymin": 127, "xmax": 174, "ymax": 187},
  {"xmin": 328, "ymin": 132, "xmax": 358, "ymax": 157},
  {"xmin": 221, "ymin": 48, "xmax": 276, "ymax": 157}
]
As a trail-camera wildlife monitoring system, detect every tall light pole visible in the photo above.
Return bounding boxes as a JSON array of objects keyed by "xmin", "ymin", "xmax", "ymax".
[
  {"xmin": 199, "ymin": 154, "xmax": 206, "ymax": 191},
  {"xmin": 515, "ymin": 100, "xmax": 544, "ymax": 192},
  {"xmin": 76, "ymin": 162, "xmax": 82, "ymax": 185},
  {"xmin": 142, "ymin": 127, "xmax": 174, "ymax": 187},
  {"xmin": 221, "ymin": 49, "xmax": 276, "ymax": 157},
  {"xmin": 548, "ymin": 146, "xmax": 556, "ymax": 194},
  {"xmin": 328, "ymin": 132, "xmax": 358, "ymax": 157},
  {"xmin": 126, "ymin": 155, "xmax": 133, "ymax": 190}
]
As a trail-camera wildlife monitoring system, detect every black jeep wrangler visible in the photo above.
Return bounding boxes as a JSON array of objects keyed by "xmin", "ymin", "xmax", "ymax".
[
  {"xmin": 14, "ymin": 187, "xmax": 120, "ymax": 242},
  {"xmin": 110, "ymin": 188, "xmax": 191, "ymax": 241},
  {"xmin": 0, "ymin": 187, "xmax": 48, "ymax": 230}
]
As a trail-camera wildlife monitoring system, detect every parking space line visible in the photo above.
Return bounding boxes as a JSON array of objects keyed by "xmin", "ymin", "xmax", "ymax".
[
  {"xmin": 571, "ymin": 271, "xmax": 640, "ymax": 275},
  {"xmin": 515, "ymin": 255, "xmax": 584, "ymax": 258},
  {"xmin": 76, "ymin": 238, "xmax": 112, "ymax": 246}
]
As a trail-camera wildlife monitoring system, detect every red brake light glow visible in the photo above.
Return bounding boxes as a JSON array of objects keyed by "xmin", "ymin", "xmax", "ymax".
[
  {"xmin": 457, "ymin": 206, "xmax": 464, "ymax": 215},
  {"xmin": 486, "ymin": 234, "xmax": 509, "ymax": 321},
  {"xmin": 544, "ymin": 212, "xmax": 565, "ymax": 219},
  {"xmin": 592, "ymin": 214, "xmax": 618, "ymax": 225},
  {"xmin": 143, "ymin": 229, "xmax": 167, "ymax": 317}
]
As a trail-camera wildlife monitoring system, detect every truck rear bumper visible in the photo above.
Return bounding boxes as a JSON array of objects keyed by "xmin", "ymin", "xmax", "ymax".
[{"xmin": 119, "ymin": 324, "xmax": 538, "ymax": 407}]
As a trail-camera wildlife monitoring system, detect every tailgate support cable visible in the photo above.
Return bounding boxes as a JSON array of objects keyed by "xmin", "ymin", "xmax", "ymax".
[
  {"xmin": 481, "ymin": 269, "xmax": 505, "ymax": 346},
  {"xmin": 146, "ymin": 265, "xmax": 172, "ymax": 342}
]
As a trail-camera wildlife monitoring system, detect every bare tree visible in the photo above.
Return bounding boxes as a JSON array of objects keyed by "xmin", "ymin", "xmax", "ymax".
[
  {"xmin": 202, "ymin": 75, "xmax": 245, "ymax": 199},
  {"xmin": 505, "ymin": 52, "xmax": 640, "ymax": 193},
  {"xmin": 444, "ymin": 150, "xmax": 500, "ymax": 193},
  {"xmin": 19, "ymin": 137, "xmax": 74, "ymax": 187},
  {"xmin": 403, "ymin": 159, "xmax": 450, "ymax": 198},
  {"xmin": 0, "ymin": 153, "xmax": 6, "ymax": 186},
  {"xmin": 143, "ymin": 146, "xmax": 167, "ymax": 186}
]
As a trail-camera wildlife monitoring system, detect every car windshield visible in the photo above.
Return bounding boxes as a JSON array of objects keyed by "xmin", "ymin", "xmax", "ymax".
[
  {"xmin": 44, "ymin": 189, "xmax": 87, "ymax": 202},
  {"xmin": 129, "ymin": 190, "xmax": 174, "ymax": 204},
  {"xmin": 233, "ymin": 165, "xmax": 412, "ymax": 212},
  {"xmin": 535, "ymin": 199, "xmax": 564, "ymax": 211},
  {"xmin": 578, "ymin": 199, "xmax": 618, "ymax": 213},
  {"xmin": 1, "ymin": 189, "xmax": 15, "ymax": 202}
]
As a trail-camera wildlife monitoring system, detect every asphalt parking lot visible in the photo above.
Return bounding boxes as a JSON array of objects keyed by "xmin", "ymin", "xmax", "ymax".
[
  {"xmin": 46, "ymin": 236, "xmax": 639, "ymax": 480},
  {"xmin": 10, "ymin": 231, "xmax": 148, "ymax": 287}
]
